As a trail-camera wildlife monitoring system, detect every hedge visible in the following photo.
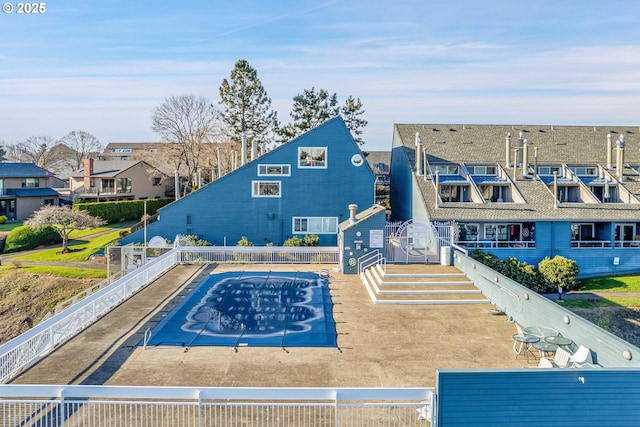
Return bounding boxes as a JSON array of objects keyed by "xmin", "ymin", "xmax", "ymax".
[
  {"xmin": 73, "ymin": 198, "xmax": 174, "ymax": 224},
  {"xmin": 5, "ymin": 225, "xmax": 61, "ymax": 252}
]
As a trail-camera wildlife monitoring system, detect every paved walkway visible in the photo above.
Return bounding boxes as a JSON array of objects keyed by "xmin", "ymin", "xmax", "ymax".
[{"xmin": 10, "ymin": 263, "xmax": 528, "ymax": 388}]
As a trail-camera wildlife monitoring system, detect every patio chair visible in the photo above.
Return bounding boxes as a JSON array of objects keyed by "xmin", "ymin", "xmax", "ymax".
[
  {"xmin": 570, "ymin": 345, "xmax": 594, "ymax": 367},
  {"xmin": 513, "ymin": 324, "xmax": 535, "ymax": 356},
  {"xmin": 538, "ymin": 347, "xmax": 572, "ymax": 368}
]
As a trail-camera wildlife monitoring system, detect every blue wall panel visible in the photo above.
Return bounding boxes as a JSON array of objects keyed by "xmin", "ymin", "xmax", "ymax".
[
  {"xmin": 437, "ymin": 369, "xmax": 640, "ymax": 427},
  {"xmin": 121, "ymin": 118, "xmax": 375, "ymax": 246}
]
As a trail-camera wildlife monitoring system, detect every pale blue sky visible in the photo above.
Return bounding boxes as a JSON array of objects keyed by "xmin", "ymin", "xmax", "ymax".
[{"xmin": 1, "ymin": 1, "xmax": 639, "ymax": 151}]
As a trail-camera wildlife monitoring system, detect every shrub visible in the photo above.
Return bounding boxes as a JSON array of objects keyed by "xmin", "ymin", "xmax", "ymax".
[
  {"xmin": 283, "ymin": 234, "xmax": 319, "ymax": 247},
  {"xmin": 237, "ymin": 236, "xmax": 254, "ymax": 247},
  {"xmin": 5, "ymin": 225, "xmax": 60, "ymax": 252},
  {"xmin": 538, "ymin": 255, "xmax": 580, "ymax": 292},
  {"xmin": 283, "ymin": 236, "xmax": 304, "ymax": 247},
  {"xmin": 74, "ymin": 198, "xmax": 173, "ymax": 223},
  {"xmin": 0, "ymin": 215, "xmax": 7, "ymax": 224}
]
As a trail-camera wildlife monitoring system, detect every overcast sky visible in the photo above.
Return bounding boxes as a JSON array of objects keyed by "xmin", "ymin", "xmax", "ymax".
[{"xmin": 1, "ymin": 1, "xmax": 639, "ymax": 151}]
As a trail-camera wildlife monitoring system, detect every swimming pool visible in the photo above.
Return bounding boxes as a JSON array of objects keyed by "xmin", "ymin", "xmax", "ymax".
[{"xmin": 142, "ymin": 271, "xmax": 336, "ymax": 348}]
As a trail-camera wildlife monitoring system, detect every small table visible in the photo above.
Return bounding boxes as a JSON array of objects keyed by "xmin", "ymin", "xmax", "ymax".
[
  {"xmin": 513, "ymin": 334, "xmax": 538, "ymax": 362},
  {"xmin": 544, "ymin": 335, "xmax": 575, "ymax": 352},
  {"xmin": 533, "ymin": 341, "xmax": 558, "ymax": 357},
  {"xmin": 524, "ymin": 326, "xmax": 559, "ymax": 340}
]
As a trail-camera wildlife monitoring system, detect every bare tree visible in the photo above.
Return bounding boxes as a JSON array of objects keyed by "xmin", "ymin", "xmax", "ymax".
[
  {"xmin": 59, "ymin": 130, "xmax": 103, "ymax": 170},
  {"xmin": 6, "ymin": 136, "xmax": 62, "ymax": 169},
  {"xmin": 25, "ymin": 205, "xmax": 106, "ymax": 253},
  {"xmin": 151, "ymin": 95, "xmax": 222, "ymax": 195}
]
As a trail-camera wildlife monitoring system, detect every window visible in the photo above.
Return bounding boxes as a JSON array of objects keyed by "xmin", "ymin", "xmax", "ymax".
[
  {"xmin": 112, "ymin": 148, "xmax": 132, "ymax": 153},
  {"xmin": 258, "ymin": 164, "xmax": 291, "ymax": 176},
  {"xmin": 430, "ymin": 164, "xmax": 459, "ymax": 175},
  {"xmin": 298, "ymin": 147, "xmax": 327, "ymax": 168},
  {"xmin": 101, "ymin": 178, "xmax": 115, "ymax": 193},
  {"xmin": 252, "ymin": 181, "xmax": 281, "ymax": 197},
  {"xmin": 21, "ymin": 178, "xmax": 40, "ymax": 188},
  {"xmin": 186, "ymin": 215, "xmax": 192, "ymax": 225},
  {"xmin": 569, "ymin": 166, "xmax": 598, "ymax": 176},
  {"xmin": 571, "ymin": 223, "xmax": 594, "ymax": 241},
  {"xmin": 153, "ymin": 177, "xmax": 162, "ymax": 186},
  {"xmin": 537, "ymin": 166, "xmax": 561, "ymax": 176},
  {"xmin": 468, "ymin": 165, "xmax": 497, "ymax": 175},
  {"xmin": 116, "ymin": 177, "xmax": 131, "ymax": 193},
  {"xmin": 43, "ymin": 199, "xmax": 54, "ymax": 206},
  {"xmin": 293, "ymin": 217, "xmax": 338, "ymax": 234}
]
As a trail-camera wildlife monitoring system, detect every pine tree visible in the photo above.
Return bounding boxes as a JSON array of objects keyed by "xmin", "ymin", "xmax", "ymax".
[{"xmin": 219, "ymin": 60, "xmax": 279, "ymax": 155}]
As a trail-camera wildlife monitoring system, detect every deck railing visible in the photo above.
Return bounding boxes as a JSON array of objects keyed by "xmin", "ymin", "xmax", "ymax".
[
  {"xmin": 0, "ymin": 385, "xmax": 434, "ymax": 426},
  {"xmin": 0, "ymin": 246, "xmax": 338, "ymax": 383}
]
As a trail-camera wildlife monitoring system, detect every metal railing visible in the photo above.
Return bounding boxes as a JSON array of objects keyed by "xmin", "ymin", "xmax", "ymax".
[
  {"xmin": 177, "ymin": 246, "xmax": 339, "ymax": 264},
  {"xmin": 570, "ymin": 240, "xmax": 612, "ymax": 248},
  {"xmin": 0, "ymin": 246, "xmax": 338, "ymax": 383},
  {"xmin": 0, "ymin": 249, "xmax": 178, "ymax": 383},
  {"xmin": 358, "ymin": 250, "xmax": 386, "ymax": 274},
  {"xmin": 458, "ymin": 240, "xmax": 536, "ymax": 249},
  {"xmin": 0, "ymin": 385, "xmax": 434, "ymax": 426}
]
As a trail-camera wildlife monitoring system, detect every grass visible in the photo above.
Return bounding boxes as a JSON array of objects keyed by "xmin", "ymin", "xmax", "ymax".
[
  {"xmin": 580, "ymin": 274, "xmax": 640, "ymax": 293},
  {"xmin": 8, "ymin": 265, "xmax": 107, "ymax": 279},
  {"xmin": 559, "ymin": 296, "xmax": 640, "ymax": 308},
  {"xmin": 0, "ymin": 221, "xmax": 23, "ymax": 232},
  {"xmin": 12, "ymin": 230, "xmax": 123, "ymax": 262}
]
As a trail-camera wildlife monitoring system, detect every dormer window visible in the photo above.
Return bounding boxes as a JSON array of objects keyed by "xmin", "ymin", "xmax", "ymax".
[
  {"xmin": 537, "ymin": 166, "xmax": 561, "ymax": 176},
  {"xmin": 430, "ymin": 164, "xmax": 459, "ymax": 175}
]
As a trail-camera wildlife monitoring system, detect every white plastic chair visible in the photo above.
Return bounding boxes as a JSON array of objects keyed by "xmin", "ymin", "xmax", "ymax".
[
  {"xmin": 570, "ymin": 345, "xmax": 594, "ymax": 367},
  {"xmin": 539, "ymin": 347, "xmax": 572, "ymax": 368},
  {"xmin": 513, "ymin": 324, "xmax": 536, "ymax": 356}
]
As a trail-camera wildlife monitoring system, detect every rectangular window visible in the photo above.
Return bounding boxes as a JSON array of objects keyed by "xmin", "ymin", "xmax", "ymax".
[
  {"xmin": 186, "ymin": 215, "xmax": 192, "ymax": 225},
  {"xmin": 101, "ymin": 178, "xmax": 115, "ymax": 193},
  {"xmin": 21, "ymin": 178, "xmax": 40, "ymax": 188},
  {"xmin": 153, "ymin": 177, "xmax": 162, "ymax": 186},
  {"xmin": 430, "ymin": 164, "xmax": 459, "ymax": 175},
  {"xmin": 292, "ymin": 217, "xmax": 338, "ymax": 234},
  {"xmin": 258, "ymin": 164, "xmax": 291, "ymax": 176},
  {"xmin": 537, "ymin": 166, "xmax": 561, "ymax": 176},
  {"xmin": 569, "ymin": 166, "xmax": 598, "ymax": 176},
  {"xmin": 298, "ymin": 147, "xmax": 327, "ymax": 168},
  {"xmin": 252, "ymin": 180, "xmax": 281, "ymax": 197},
  {"xmin": 468, "ymin": 165, "xmax": 496, "ymax": 175},
  {"xmin": 43, "ymin": 199, "xmax": 54, "ymax": 206}
]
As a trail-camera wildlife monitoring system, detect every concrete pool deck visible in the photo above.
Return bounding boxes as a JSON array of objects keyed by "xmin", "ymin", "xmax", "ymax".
[{"xmin": 10, "ymin": 263, "xmax": 529, "ymax": 388}]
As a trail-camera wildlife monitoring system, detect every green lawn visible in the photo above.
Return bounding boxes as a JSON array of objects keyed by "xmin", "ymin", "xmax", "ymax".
[
  {"xmin": 13, "ymin": 230, "xmax": 123, "ymax": 262},
  {"xmin": 580, "ymin": 274, "xmax": 640, "ymax": 293},
  {"xmin": 0, "ymin": 221, "xmax": 23, "ymax": 232}
]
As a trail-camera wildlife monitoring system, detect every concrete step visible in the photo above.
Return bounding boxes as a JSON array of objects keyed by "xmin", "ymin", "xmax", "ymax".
[{"xmin": 361, "ymin": 263, "xmax": 490, "ymax": 305}]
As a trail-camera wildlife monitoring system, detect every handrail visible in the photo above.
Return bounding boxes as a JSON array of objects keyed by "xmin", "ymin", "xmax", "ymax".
[
  {"xmin": 358, "ymin": 250, "xmax": 385, "ymax": 274},
  {"xmin": 143, "ymin": 327, "xmax": 152, "ymax": 350}
]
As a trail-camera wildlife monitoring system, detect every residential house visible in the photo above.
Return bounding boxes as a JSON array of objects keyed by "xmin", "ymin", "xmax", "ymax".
[
  {"xmin": 0, "ymin": 162, "xmax": 60, "ymax": 220},
  {"xmin": 390, "ymin": 124, "xmax": 640, "ymax": 277},
  {"xmin": 120, "ymin": 117, "xmax": 376, "ymax": 246},
  {"xmin": 69, "ymin": 159, "xmax": 171, "ymax": 202}
]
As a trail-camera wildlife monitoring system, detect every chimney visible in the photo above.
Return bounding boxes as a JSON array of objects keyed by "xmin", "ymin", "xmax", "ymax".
[
  {"xmin": 607, "ymin": 134, "xmax": 612, "ymax": 169},
  {"xmin": 522, "ymin": 139, "xmax": 530, "ymax": 177},
  {"xmin": 505, "ymin": 133, "xmax": 511, "ymax": 167},
  {"xmin": 348, "ymin": 204, "xmax": 358, "ymax": 224},
  {"xmin": 415, "ymin": 132, "xmax": 423, "ymax": 175},
  {"xmin": 241, "ymin": 132, "xmax": 247, "ymax": 166},
  {"xmin": 83, "ymin": 158, "xmax": 94, "ymax": 189},
  {"xmin": 617, "ymin": 134, "xmax": 626, "ymax": 180}
]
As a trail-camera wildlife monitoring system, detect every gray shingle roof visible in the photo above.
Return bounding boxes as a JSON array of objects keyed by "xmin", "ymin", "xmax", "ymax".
[{"xmin": 394, "ymin": 124, "xmax": 640, "ymax": 222}]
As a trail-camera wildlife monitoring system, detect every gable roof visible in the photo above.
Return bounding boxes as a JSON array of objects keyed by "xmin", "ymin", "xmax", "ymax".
[
  {"xmin": 0, "ymin": 162, "xmax": 53, "ymax": 178},
  {"xmin": 394, "ymin": 123, "xmax": 640, "ymax": 222},
  {"xmin": 69, "ymin": 160, "xmax": 165, "ymax": 178}
]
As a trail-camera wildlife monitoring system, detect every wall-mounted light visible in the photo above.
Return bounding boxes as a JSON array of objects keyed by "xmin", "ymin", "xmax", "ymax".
[
  {"xmin": 623, "ymin": 350, "xmax": 632, "ymax": 360},
  {"xmin": 563, "ymin": 315, "xmax": 570, "ymax": 324},
  {"xmin": 494, "ymin": 276, "xmax": 499, "ymax": 282},
  {"xmin": 523, "ymin": 293, "xmax": 530, "ymax": 300},
  {"xmin": 472, "ymin": 264, "xmax": 476, "ymax": 269}
]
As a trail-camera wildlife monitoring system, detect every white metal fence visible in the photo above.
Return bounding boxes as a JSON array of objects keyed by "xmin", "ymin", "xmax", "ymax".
[
  {"xmin": 0, "ymin": 385, "xmax": 434, "ymax": 426},
  {"xmin": 0, "ymin": 246, "xmax": 339, "ymax": 384}
]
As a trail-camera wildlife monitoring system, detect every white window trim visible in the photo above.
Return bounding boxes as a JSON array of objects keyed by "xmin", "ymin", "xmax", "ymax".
[
  {"xmin": 252, "ymin": 180, "xmax": 281, "ymax": 198},
  {"xmin": 298, "ymin": 147, "xmax": 328, "ymax": 169},
  {"xmin": 292, "ymin": 216, "xmax": 338, "ymax": 234},
  {"xmin": 257, "ymin": 164, "xmax": 291, "ymax": 176}
]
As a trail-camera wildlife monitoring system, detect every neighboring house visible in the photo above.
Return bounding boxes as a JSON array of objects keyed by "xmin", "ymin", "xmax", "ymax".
[
  {"xmin": 69, "ymin": 159, "xmax": 171, "ymax": 202},
  {"xmin": 0, "ymin": 162, "xmax": 60, "ymax": 220},
  {"xmin": 390, "ymin": 124, "xmax": 640, "ymax": 277},
  {"xmin": 98, "ymin": 142, "xmax": 165, "ymax": 161},
  {"xmin": 120, "ymin": 117, "xmax": 376, "ymax": 246},
  {"xmin": 365, "ymin": 151, "xmax": 391, "ymax": 206}
]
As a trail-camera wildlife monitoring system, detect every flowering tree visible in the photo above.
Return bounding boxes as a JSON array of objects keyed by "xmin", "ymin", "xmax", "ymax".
[{"xmin": 25, "ymin": 205, "xmax": 106, "ymax": 253}]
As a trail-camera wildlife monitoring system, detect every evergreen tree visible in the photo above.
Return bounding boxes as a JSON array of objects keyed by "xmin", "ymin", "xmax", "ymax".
[
  {"xmin": 279, "ymin": 88, "xmax": 367, "ymax": 145},
  {"xmin": 341, "ymin": 96, "xmax": 368, "ymax": 146},
  {"xmin": 219, "ymin": 60, "xmax": 279, "ymax": 155}
]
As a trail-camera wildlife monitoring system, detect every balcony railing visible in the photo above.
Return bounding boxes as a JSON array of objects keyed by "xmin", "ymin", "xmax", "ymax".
[
  {"xmin": 458, "ymin": 240, "xmax": 536, "ymax": 249},
  {"xmin": 571, "ymin": 240, "xmax": 613, "ymax": 248}
]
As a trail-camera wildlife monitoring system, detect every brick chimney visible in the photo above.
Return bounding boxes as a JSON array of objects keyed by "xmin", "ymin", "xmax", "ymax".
[{"xmin": 83, "ymin": 158, "xmax": 94, "ymax": 189}]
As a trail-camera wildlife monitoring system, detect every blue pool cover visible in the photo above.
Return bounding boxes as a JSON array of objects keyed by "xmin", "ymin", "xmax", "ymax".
[{"xmin": 141, "ymin": 271, "xmax": 336, "ymax": 348}]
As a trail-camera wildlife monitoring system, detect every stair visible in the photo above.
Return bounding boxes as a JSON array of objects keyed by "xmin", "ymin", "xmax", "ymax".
[{"xmin": 360, "ymin": 263, "xmax": 490, "ymax": 305}]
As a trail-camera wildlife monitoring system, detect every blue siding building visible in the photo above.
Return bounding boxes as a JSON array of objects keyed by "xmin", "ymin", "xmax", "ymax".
[
  {"xmin": 391, "ymin": 124, "xmax": 640, "ymax": 277},
  {"xmin": 122, "ymin": 117, "xmax": 375, "ymax": 246}
]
